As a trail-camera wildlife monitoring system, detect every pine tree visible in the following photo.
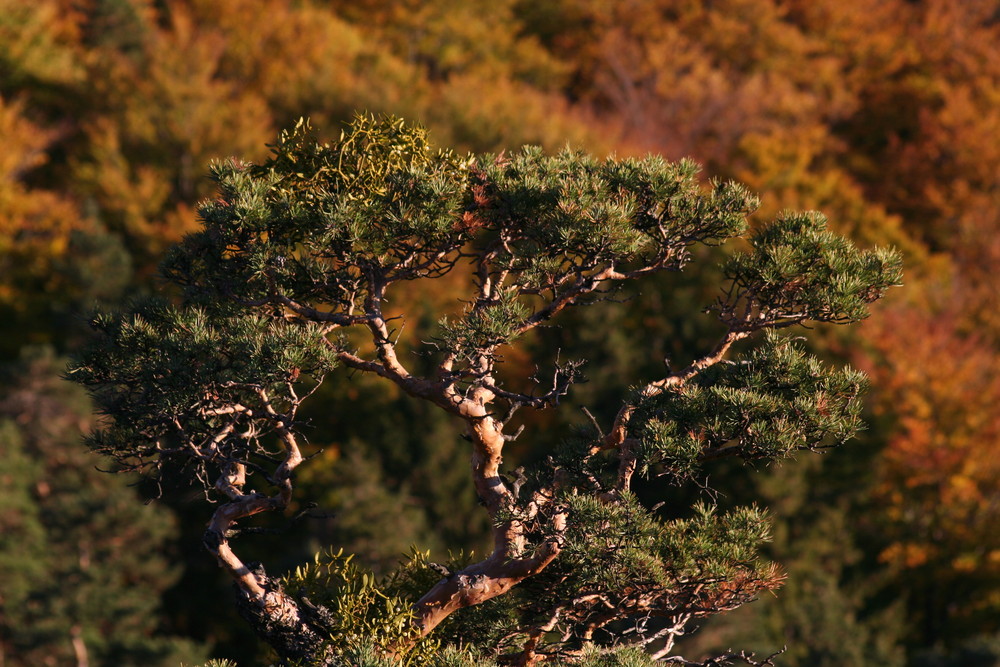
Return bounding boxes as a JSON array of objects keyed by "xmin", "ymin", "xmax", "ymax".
[
  {"xmin": 69, "ymin": 114, "xmax": 901, "ymax": 665},
  {"xmin": 0, "ymin": 347, "xmax": 208, "ymax": 666}
]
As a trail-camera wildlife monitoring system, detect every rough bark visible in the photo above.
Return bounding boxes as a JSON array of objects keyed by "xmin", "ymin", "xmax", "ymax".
[
  {"xmin": 234, "ymin": 570, "xmax": 341, "ymax": 666},
  {"xmin": 412, "ymin": 407, "xmax": 567, "ymax": 636}
]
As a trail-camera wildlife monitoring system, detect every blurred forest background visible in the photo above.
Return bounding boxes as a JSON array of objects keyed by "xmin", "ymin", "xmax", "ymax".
[{"xmin": 1, "ymin": 0, "xmax": 999, "ymax": 665}]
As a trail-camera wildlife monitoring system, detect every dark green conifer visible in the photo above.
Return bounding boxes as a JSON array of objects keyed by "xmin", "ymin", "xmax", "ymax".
[{"xmin": 0, "ymin": 347, "xmax": 208, "ymax": 666}]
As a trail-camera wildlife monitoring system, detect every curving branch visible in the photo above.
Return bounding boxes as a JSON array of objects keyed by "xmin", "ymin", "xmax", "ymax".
[
  {"xmin": 413, "ymin": 502, "xmax": 568, "ymax": 637},
  {"xmin": 597, "ymin": 326, "xmax": 750, "ymax": 457},
  {"xmin": 409, "ymin": 402, "xmax": 569, "ymax": 637}
]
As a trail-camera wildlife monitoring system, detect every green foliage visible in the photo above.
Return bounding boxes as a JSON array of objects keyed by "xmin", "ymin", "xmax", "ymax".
[
  {"xmin": 438, "ymin": 291, "xmax": 530, "ymax": 363},
  {"xmin": 576, "ymin": 645, "xmax": 660, "ymax": 667},
  {"xmin": 163, "ymin": 114, "xmax": 759, "ymax": 347},
  {"xmin": 274, "ymin": 547, "xmax": 538, "ymax": 665},
  {"xmin": 721, "ymin": 212, "xmax": 902, "ymax": 327},
  {"xmin": 518, "ymin": 492, "xmax": 776, "ymax": 644},
  {"xmin": 280, "ymin": 548, "xmax": 440, "ymax": 665},
  {"xmin": 561, "ymin": 493, "xmax": 773, "ymax": 589},
  {"xmin": 633, "ymin": 332, "xmax": 869, "ymax": 479},
  {"xmin": 69, "ymin": 298, "xmax": 337, "ymax": 488},
  {"xmin": 263, "ymin": 114, "xmax": 468, "ymax": 251},
  {"xmin": 273, "ymin": 536, "xmax": 702, "ymax": 665},
  {"xmin": 154, "ymin": 112, "xmax": 767, "ymax": 391},
  {"xmin": 163, "ymin": 114, "xmax": 471, "ymax": 310},
  {"xmin": 472, "ymin": 150, "xmax": 755, "ymax": 286},
  {"xmin": 0, "ymin": 423, "xmax": 48, "ymax": 636},
  {"xmin": 675, "ymin": 447, "xmax": 908, "ymax": 667}
]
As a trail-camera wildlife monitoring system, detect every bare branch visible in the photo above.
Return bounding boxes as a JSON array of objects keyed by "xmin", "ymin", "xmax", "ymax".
[
  {"xmin": 581, "ymin": 406, "xmax": 606, "ymax": 439},
  {"xmin": 514, "ymin": 265, "xmax": 620, "ymax": 336},
  {"xmin": 518, "ymin": 605, "xmax": 565, "ymax": 666},
  {"xmin": 642, "ymin": 614, "xmax": 691, "ymax": 656},
  {"xmin": 660, "ymin": 646, "xmax": 786, "ymax": 666},
  {"xmin": 273, "ymin": 294, "xmax": 370, "ymax": 327},
  {"xmin": 598, "ymin": 327, "xmax": 749, "ymax": 455}
]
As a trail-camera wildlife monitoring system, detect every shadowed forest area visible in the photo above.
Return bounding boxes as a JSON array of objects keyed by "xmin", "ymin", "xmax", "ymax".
[{"xmin": 1, "ymin": 0, "xmax": 998, "ymax": 665}]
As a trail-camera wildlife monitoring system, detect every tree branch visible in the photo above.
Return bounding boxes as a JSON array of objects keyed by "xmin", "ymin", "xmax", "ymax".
[
  {"xmin": 409, "ymin": 401, "xmax": 570, "ymax": 635},
  {"xmin": 660, "ymin": 647, "xmax": 786, "ymax": 666},
  {"xmin": 412, "ymin": 506, "xmax": 567, "ymax": 637},
  {"xmin": 598, "ymin": 327, "xmax": 750, "ymax": 455}
]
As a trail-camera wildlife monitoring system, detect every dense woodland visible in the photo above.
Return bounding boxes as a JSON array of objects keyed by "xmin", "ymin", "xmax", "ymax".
[{"xmin": 1, "ymin": 0, "xmax": 998, "ymax": 665}]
